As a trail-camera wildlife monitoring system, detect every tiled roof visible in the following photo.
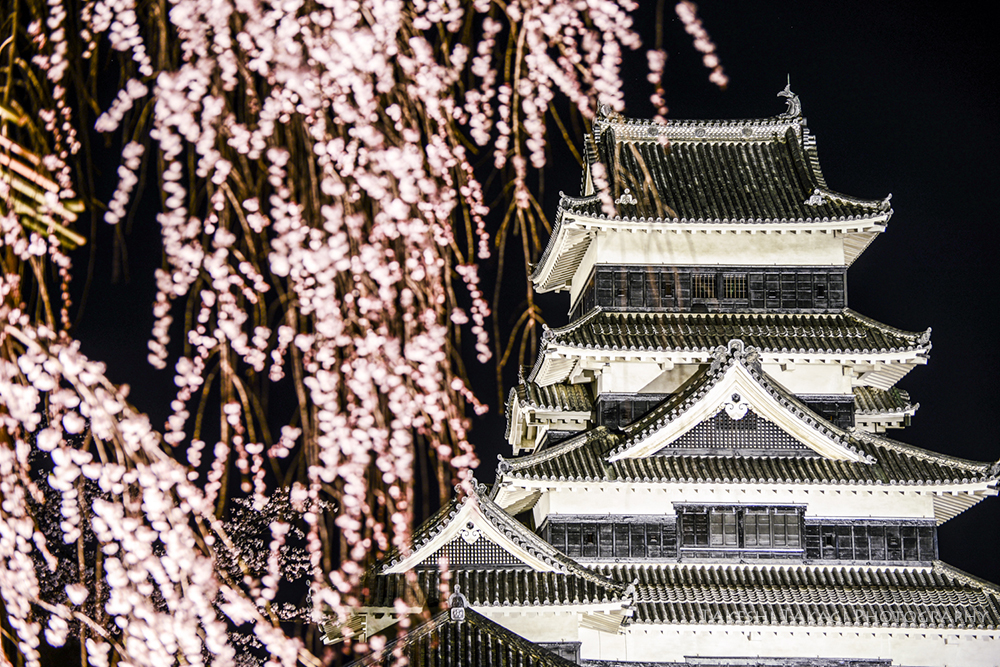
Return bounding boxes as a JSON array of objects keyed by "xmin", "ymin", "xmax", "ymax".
[
  {"xmin": 599, "ymin": 562, "xmax": 1000, "ymax": 629},
  {"xmin": 598, "ymin": 122, "xmax": 889, "ymax": 224},
  {"xmin": 347, "ymin": 607, "xmax": 579, "ymax": 667},
  {"xmin": 500, "ymin": 426, "xmax": 997, "ymax": 487},
  {"xmin": 511, "ymin": 381, "xmax": 593, "ymax": 413},
  {"xmin": 855, "ymin": 386, "xmax": 917, "ymax": 415},
  {"xmin": 362, "ymin": 568, "xmax": 623, "ymax": 609},
  {"xmin": 505, "ymin": 381, "xmax": 595, "ymax": 443},
  {"xmin": 540, "ymin": 309, "xmax": 929, "ymax": 357}
]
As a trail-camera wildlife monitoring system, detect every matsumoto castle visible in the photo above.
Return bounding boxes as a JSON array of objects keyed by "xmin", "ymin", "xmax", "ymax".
[{"xmin": 329, "ymin": 88, "xmax": 1000, "ymax": 666}]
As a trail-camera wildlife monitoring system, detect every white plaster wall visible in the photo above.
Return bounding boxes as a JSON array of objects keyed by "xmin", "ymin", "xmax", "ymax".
[
  {"xmin": 540, "ymin": 484, "xmax": 936, "ymax": 521},
  {"xmin": 569, "ymin": 236, "xmax": 600, "ymax": 303},
  {"xmin": 592, "ymin": 360, "xmax": 852, "ymax": 396},
  {"xmin": 531, "ymin": 488, "xmax": 552, "ymax": 529},
  {"xmin": 479, "ymin": 609, "xmax": 580, "ymax": 643},
  {"xmin": 568, "ymin": 230, "xmax": 846, "ymax": 302},
  {"xmin": 579, "ymin": 625, "xmax": 1000, "ymax": 666},
  {"xmin": 595, "ymin": 362, "xmax": 701, "ymax": 394},
  {"xmin": 760, "ymin": 363, "xmax": 854, "ymax": 395}
]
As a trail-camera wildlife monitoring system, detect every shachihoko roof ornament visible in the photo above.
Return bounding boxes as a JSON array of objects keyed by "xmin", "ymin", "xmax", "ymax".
[{"xmin": 777, "ymin": 80, "xmax": 802, "ymax": 118}]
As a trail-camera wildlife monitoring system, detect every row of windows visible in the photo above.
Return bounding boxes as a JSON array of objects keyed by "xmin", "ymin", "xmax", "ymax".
[
  {"xmin": 542, "ymin": 512, "xmax": 936, "ymax": 563},
  {"xmin": 571, "ymin": 265, "xmax": 846, "ymax": 318},
  {"xmin": 546, "ymin": 521, "xmax": 677, "ymax": 560},
  {"xmin": 804, "ymin": 523, "xmax": 936, "ymax": 562},
  {"xmin": 679, "ymin": 507, "xmax": 802, "ymax": 550}
]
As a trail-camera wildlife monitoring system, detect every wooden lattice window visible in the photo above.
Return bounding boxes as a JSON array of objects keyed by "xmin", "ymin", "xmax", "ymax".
[
  {"xmin": 679, "ymin": 506, "xmax": 804, "ymax": 552},
  {"xmin": 692, "ymin": 274, "xmax": 716, "ymax": 299},
  {"xmin": 722, "ymin": 274, "xmax": 747, "ymax": 300},
  {"xmin": 708, "ymin": 509, "xmax": 738, "ymax": 547},
  {"xmin": 744, "ymin": 509, "xmax": 801, "ymax": 548}
]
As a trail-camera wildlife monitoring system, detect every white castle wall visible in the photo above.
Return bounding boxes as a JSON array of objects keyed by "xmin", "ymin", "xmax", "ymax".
[
  {"xmin": 534, "ymin": 483, "xmax": 935, "ymax": 524},
  {"xmin": 592, "ymin": 360, "xmax": 852, "ymax": 396},
  {"xmin": 578, "ymin": 625, "xmax": 999, "ymax": 666}
]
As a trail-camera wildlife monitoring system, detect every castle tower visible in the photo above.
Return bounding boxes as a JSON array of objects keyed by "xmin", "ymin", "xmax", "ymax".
[{"xmin": 333, "ymin": 91, "xmax": 1000, "ymax": 667}]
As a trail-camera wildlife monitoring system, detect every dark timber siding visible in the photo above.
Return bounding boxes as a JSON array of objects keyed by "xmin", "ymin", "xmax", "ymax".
[{"xmin": 571, "ymin": 264, "xmax": 846, "ymax": 318}]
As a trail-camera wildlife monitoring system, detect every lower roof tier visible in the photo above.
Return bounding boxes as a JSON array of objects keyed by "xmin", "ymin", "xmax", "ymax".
[
  {"xmin": 602, "ymin": 561, "xmax": 1000, "ymax": 630},
  {"xmin": 350, "ymin": 561, "xmax": 1000, "ymax": 632}
]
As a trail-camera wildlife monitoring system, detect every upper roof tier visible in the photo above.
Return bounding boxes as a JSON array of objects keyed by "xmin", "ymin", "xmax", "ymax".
[
  {"xmin": 529, "ymin": 308, "xmax": 931, "ymax": 390},
  {"xmin": 532, "ymin": 89, "xmax": 893, "ymax": 292},
  {"xmin": 589, "ymin": 111, "xmax": 890, "ymax": 223}
]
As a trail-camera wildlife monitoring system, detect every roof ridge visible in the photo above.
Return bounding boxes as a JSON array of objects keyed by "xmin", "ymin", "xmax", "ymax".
[
  {"xmin": 933, "ymin": 560, "xmax": 1000, "ymax": 596},
  {"xmin": 843, "ymin": 308, "xmax": 930, "ymax": 344},
  {"xmin": 501, "ymin": 426, "xmax": 616, "ymax": 473},
  {"xmin": 854, "ymin": 430, "xmax": 994, "ymax": 476},
  {"xmin": 558, "ymin": 190, "xmax": 602, "ymax": 206},
  {"xmin": 545, "ymin": 306, "xmax": 604, "ymax": 337}
]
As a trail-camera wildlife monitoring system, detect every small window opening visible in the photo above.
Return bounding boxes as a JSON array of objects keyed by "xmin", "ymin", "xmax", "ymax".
[
  {"xmin": 692, "ymin": 274, "xmax": 716, "ymax": 299},
  {"xmin": 722, "ymin": 274, "xmax": 747, "ymax": 300}
]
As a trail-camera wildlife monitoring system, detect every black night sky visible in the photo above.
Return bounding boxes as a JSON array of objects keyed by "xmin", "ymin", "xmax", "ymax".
[{"xmin": 73, "ymin": 2, "xmax": 1000, "ymax": 588}]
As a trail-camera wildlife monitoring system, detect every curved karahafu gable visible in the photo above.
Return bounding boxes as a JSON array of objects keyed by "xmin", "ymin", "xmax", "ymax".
[{"xmin": 605, "ymin": 339, "xmax": 870, "ymax": 462}]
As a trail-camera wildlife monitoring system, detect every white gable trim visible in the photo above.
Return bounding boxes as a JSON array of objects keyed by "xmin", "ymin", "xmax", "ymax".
[
  {"xmin": 383, "ymin": 498, "xmax": 558, "ymax": 574},
  {"xmin": 609, "ymin": 362, "xmax": 865, "ymax": 463}
]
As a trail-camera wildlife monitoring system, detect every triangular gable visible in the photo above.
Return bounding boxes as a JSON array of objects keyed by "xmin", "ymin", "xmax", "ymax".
[
  {"xmin": 655, "ymin": 406, "xmax": 819, "ymax": 457},
  {"xmin": 607, "ymin": 340, "xmax": 871, "ymax": 463},
  {"xmin": 383, "ymin": 482, "xmax": 600, "ymax": 576}
]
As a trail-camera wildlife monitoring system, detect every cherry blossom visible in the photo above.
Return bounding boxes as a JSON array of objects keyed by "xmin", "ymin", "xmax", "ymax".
[{"xmin": 0, "ymin": 0, "xmax": 720, "ymax": 664}]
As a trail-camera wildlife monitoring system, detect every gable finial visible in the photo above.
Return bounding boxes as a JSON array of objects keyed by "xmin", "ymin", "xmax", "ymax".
[
  {"xmin": 449, "ymin": 586, "xmax": 468, "ymax": 621},
  {"xmin": 778, "ymin": 78, "xmax": 801, "ymax": 118}
]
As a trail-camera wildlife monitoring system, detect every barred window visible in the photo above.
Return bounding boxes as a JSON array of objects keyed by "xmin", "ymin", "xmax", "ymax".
[
  {"xmin": 709, "ymin": 509, "xmax": 738, "ymax": 547},
  {"xmin": 722, "ymin": 274, "xmax": 747, "ymax": 300},
  {"xmin": 805, "ymin": 522, "xmax": 936, "ymax": 562},
  {"xmin": 692, "ymin": 274, "xmax": 716, "ymax": 299}
]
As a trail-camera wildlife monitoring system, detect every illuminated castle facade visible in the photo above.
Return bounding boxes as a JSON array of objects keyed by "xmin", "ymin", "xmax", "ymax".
[{"xmin": 334, "ymin": 90, "xmax": 1000, "ymax": 667}]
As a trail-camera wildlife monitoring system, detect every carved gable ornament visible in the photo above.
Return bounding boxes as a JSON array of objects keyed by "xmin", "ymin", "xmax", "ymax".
[{"xmin": 607, "ymin": 341, "xmax": 871, "ymax": 464}]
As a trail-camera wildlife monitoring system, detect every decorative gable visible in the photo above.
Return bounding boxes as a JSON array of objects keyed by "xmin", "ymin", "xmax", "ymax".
[
  {"xmin": 654, "ymin": 406, "xmax": 818, "ymax": 457},
  {"xmin": 382, "ymin": 486, "xmax": 559, "ymax": 574},
  {"xmin": 382, "ymin": 482, "xmax": 614, "ymax": 579},
  {"xmin": 606, "ymin": 340, "xmax": 871, "ymax": 463}
]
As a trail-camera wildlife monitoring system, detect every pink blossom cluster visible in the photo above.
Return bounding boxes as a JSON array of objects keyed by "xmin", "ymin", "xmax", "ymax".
[
  {"xmin": 675, "ymin": 1, "xmax": 729, "ymax": 89},
  {"xmin": 0, "ymin": 0, "xmax": 670, "ymax": 662}
]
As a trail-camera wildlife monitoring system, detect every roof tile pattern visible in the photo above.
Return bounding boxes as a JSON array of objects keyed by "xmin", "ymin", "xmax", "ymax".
[
  {"xmin": 606, "ymin": 126, "xmax": 882, "ymax": 223},
  {"xmin": 601, "ymin": 563, "xmax": 1000, "ymax": 629},
  {"xmin": 348, "ymin": 607, "xmax": 579, "ymax": 667},
  {"xmin": 512, "ymin": 381, "xmax": 593, "ymax": 412},
  {"xmin": 364, "ymin": 569, "xmax": 622, "ymax": 609},
  {"xmin": 544, "ymin": 310, "xmax": 927, "ymax": 356},
  {"xmin": 855, "ymin": 386, "xmax": 915, "ymax": 415},
  {"xmin": 502, "ymin": 427, "xmax": 995, "ymax": 486}
]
